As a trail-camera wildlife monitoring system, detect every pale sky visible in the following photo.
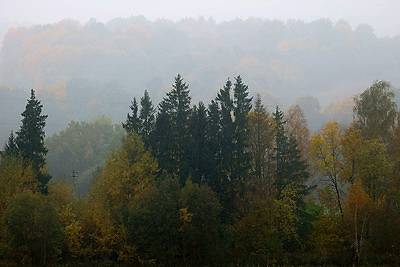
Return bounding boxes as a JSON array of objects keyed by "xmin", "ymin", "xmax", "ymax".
[{"xmin": 1, "ymin": 0, "xmax": 400, "ymax": 37}]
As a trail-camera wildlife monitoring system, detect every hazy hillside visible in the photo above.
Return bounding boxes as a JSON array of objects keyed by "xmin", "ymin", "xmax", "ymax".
[{"xmin": 0, "ymin": 16, "xmax": 399, "ymax": 144}]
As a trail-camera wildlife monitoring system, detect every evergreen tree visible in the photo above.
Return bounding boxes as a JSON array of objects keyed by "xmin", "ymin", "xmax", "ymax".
[
  {"xmin": 188, "ymin": 102, "xmax": 209, "ymax": 184},
  {"xmin": 139, "ymin": 90, "xmax": 155, "ymax": 146},
  {"xmin": 216, "ymin": 79, "xmax": 234, "ymax": 182},
  {"xmin": 152, "ymin": 101, "xmax": 174, "ymax": 172},
  {"xmin": 248, "ymin": 95, "xmax": 275, "ymax": 181},
  {"xmin": 153, "ymin": 74, "xmax": 192, "ymax": 183},
  {"xmin": 206, "ymin": 100, "xmax": 222, "ymax": 192},
  {"xmin": 273, "ymin": 106, "xmax": 309, "ymax": 197},
  {"xmin": 3, "ymin": 131, "xmax": 19, "ymax": 157},
  {"xmin": 232, "ymin": 76, "xmax": 252, "ymax": 180},
  {"xmin": 214, "ymin": 77, "xmax": 252, "ymax": 222},
  {"xmin": 16, "ymin": 89, "xmax": 50, "ymax": 193},
  {"xmin": 123, "ymin": 97, "xmax": 140, "ymax": 133}
]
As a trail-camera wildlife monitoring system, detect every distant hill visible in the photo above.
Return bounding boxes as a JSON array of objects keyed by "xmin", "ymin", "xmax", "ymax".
[{"xmin": 0, "ymin": 16, "xmax": 399, "ymax": 144}]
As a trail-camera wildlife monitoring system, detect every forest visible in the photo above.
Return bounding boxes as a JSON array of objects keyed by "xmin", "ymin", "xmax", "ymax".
[
  {"xmin": 0, "ymin": 74, "xmax": 400, "ymax": 266},
  {"xmin": 1, "ymin": 16, "xmax": 400, "ymax": 145}
]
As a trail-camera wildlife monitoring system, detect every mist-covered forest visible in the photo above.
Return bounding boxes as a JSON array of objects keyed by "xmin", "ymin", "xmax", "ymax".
[
  {"xmin": 1, "ymin": 15, "xmax": 400, "ymax": 266},
  {"xmin": 1, "ymin": 74, "xmax": 400, "ymax": 265},
  {"xmin": 1, "ymin": 16, "xmax": 400, "ymax": 145}
]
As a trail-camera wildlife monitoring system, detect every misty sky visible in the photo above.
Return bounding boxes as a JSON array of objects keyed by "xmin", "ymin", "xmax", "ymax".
[{"xmin": 2, "ymin": 0, "xmax": 400, "ymax": 37}]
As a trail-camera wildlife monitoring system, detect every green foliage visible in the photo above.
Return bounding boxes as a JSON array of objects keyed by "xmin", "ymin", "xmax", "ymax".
[
  {"xmin": 127, "ymin": 177, "xmax": 179, "ymax": 262},
  {"xmin": 205, "ymin": 100, "xmax": 223, "ymax": 191},
  {"xmin": 232, "ymin": 76, "xmax": 253, "ymax": 180},
  {"xmin": 46, "ymin": 117, "xmax": 125, "ymax": 196},
  {"xmin": 274, "ymin": 106, "xmax": 309, "ymax": 197},
  {"xmin": 248, "ymin": 95, "xmax": 275, "ymax": 180},
  {"xmin": 309, "ymin": 210, "xmax": 349, "ymax": 264},
  {"xmin": 179, "ymin": 180, "xmax": 223, "ymax": 264},
  {"xmin": 216, "ymin": 79, "xmax": 234, "ymax": 183},
  {"xmin": 15, "ymin": 89, "xmax": 50, "ymax": 193},
  {"xmin": 122, "ymin": 97, "xmax": 140, "ymax": 133},
  {"xmin": 2, "ymin": 131, "xmax": 18, "ymax": 157},
  {"xmin": 232, "ymin": 179, "xmax": 279, "ymax": 264},
  {"xmin": 153, "ymin": 74, "xmax": 192, "ymax": 183},
  {"xmin": 139, "ymin": 90, "xmax": 155, "ymax": 145},
  {"xmin": 89, "ymin": 132, "xmax": 157, "ymax": 217},
  {"xmin": 357, "ymin": 140, "xmax": 391, "ymax": 200},
  {"xmin": 353, "ymin": 80, "xmax": 398, "ymax": 143},
  {"xmin": 188, "ymin": 102, "xmax": 209, "ymax": 184},
  {"xmin": 3, "ymin": 75, "xmax": 400, "ymax": 265}
]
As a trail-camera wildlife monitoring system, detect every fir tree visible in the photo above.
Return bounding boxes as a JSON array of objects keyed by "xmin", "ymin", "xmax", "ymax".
[
  {"xmin": 139, "ymin": 90, "xmax": 155, "ymax": 146},
  {"xmin": 123, "ymin": 97, "xmax": 140, "ymax": 133},
  {"xmin": 16, "ymin": 89, "xmax": 50, "ymax": 193},
  {"xmin": 153, "ymin": 74, "xmax": 192, "ymax": 183},
  {"xmin": 214, "ymin": 77, "xmax": 252, "ymax": 222},
  {"xmin": 232, "ymin": 76, "xmax": 252, "ymax": 180},
  {"xmin": 206, "ymin": 100, "xmax": 222, "ymax": 192},
  {"xmin": 273, "ymin": 106, "xmax": 309, "ymax": 197},
  {"xmin": 152, "ymin": 101, "xmax": 174, "ymax": 172},
  {"xmin": 188, "ymin": 102, "xmax": 208, "ymax": 184},
  {"xmin": 216, "ymin": 79, "xmax": 234, "ymax": 182},
  {"xmin": 3, "ymin": 131, "xmax": 19, "ymax": 157}
]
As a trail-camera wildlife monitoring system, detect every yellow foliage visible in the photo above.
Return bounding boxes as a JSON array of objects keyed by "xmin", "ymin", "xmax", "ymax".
[
  {"xmin": 47, "ymin": 181, "xmax": 75, "ymax": 212},
  {"xmin": 310, "ymin": 121, "xmax": 342, "ymax": 177},
  {"xmin": 310, "ymin": 212, "xmax": 347, "ymax": 257},
  {"xmin": 274, "ymin": 184, "xmax": 301, "ymax": 244},
  {"xmin": 78, "ymin": 201, "xmax": 117, "ymax": 259},
  {"xmin": 340, "ymin": 127, "xmax": 363, "ymax": 184},
  {"xmin": 89, "ymin": 132, "xmax": 158, "ymax": 213},
  {"xmin": 0, "ymin": 156, "xmax": 38, "ymax": 221},
  {"xmin": 345, "ymin": 180, "xmax": 371, "ymax": 217},
  {"xmin": 65, "ymin": 221, "xmax": 83, "ymax": 258},
  {"xmin": 179, "ymin": 208, "xmax": 193, "ymax": 224},
  {"xmin": 343, "ymin": 180, "xmax": 373, "ymax": 259}
]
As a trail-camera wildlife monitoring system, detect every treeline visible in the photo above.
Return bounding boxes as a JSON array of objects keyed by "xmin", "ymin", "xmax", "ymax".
[
  {"xmin": 1, "ymin": 77, "xmax": 400, "ymax": 265},
  {"xmin": 2, "ymin": 16, "xmax": 400, "ymax": 144},
  {"xmin": 1, "ymin": 16, "xmax": 400, "ymax": 120}
]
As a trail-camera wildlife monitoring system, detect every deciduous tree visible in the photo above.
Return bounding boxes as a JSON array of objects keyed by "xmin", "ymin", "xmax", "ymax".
[
  {"xmin": 353, "ymin": 80, "xmax": 398, "ymax": 143},
  {"xmin": 310, "ymin": 122, "xmax": 343, "ymax": 213}
]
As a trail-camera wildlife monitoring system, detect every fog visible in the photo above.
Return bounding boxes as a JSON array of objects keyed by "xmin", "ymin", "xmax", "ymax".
[
  {"xmin": 2, "ymin": 0, "xmax": 400, "ymax": 37},
  {"xmin": 0, "ymin": 1, "xmax": 400, "ymax": 146}
]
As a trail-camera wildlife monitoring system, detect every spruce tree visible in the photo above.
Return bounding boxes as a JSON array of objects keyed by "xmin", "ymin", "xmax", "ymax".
[
  {"xmin": 139, "ymin": 90, "xmax": 155, "ymax": 146},
  {"xmin": 188, "ymin": 102, "xmax": 208, "ymax": 184},
  {"xmin": 273, "ymin": 106, "xmax": 309, "ymax": 197},
  {"xmin": 206, "ymin": 100, "xmax": 222, "ymax": 192},
  {"xmin": 216, "ymin": 79, "xmax": 234, "ymax": 182},
  {"xmin": 16, "ymin": 89, "xmax": 50, "ymax": 193},
  {"xmin": 152, "ymin": 101, "xmax": 174, "ymax": 172},
  {"xmin": 232, "ymin": 76, "xmax": 252, "ymax": 180},
  {"xmin": 214, "ymin": 77, "xmax": 252, "ymax": 222},
  {"xmin": 123, "ymin": 97, "xmax": 140, "ymax": 133},
  {"xmin": 3, "ymin": 131, "xmax": 19, "ymax": 157},
  {"xmin": 153, "ymin": 74, "xmax": 191, "ymax": 183}
]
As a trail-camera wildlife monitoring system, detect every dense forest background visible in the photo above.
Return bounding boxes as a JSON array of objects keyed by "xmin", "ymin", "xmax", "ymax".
[
  {"xmin": 1, "ymin": 16, "xmax": 400, "ymax": 265},
  {"xmin": 1, "ymin": 16, "xmax": 400, "ymax": 145},
  {"xmin": 1, "ymin": 76, "xmax": 400, "ymax": 265}
]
